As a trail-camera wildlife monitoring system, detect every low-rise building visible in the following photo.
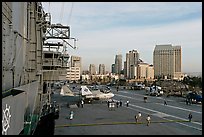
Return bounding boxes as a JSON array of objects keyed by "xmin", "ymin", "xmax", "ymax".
[{"xmin": 66, "ymin": 67, "xmax": 81, "ymax": 81}]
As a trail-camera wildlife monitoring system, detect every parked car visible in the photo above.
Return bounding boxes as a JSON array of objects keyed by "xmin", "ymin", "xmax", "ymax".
[
  {"xmin": 186, "ymin": 91, "xmax": 202, "ymax": 104},
  {"xmin": 146, "ymin": 86, "xmax": 163, "ymax": 96}
]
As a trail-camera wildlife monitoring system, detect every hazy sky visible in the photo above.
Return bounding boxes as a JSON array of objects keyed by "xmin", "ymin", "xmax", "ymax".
[{"xmin": 42, "ymin": 2, "xmax": 202, "ymax": 73}]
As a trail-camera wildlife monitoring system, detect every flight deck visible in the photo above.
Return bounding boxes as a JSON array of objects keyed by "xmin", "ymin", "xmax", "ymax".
[{"xmin": 52, "ymin": 84, "xmax": 202, "ymax": 135}]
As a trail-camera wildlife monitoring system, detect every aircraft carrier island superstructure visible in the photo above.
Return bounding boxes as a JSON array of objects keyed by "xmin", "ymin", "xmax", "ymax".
[{"xmin": 2, "ymin": 2, "xmax": 76, "ymax": 135}]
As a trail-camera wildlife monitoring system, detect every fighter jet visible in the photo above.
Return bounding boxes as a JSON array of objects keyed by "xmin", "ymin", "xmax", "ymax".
[{"xmin": 80, "ymin": 85, "xmax": 114, "ymax": 103}]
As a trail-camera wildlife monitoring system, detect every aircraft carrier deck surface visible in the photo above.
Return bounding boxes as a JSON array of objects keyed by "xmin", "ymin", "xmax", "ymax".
[
  {"xmin": 52, "ymin": 93, "xmax": 149, "ymax": 135},
  {"xmin": 52, "ymin": 84, "xmax": 202, "ymax": 135}
]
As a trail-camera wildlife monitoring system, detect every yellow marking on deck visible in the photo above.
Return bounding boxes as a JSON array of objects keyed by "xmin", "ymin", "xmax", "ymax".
[{"xmin": 55, "ymin": 120, "xmax": 191, "ymax": 128}]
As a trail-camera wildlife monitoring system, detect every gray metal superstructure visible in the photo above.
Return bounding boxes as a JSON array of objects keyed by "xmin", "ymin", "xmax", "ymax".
[{"xmin": 2, "ymin": 2, "xmax": 76, "ymax": 135}]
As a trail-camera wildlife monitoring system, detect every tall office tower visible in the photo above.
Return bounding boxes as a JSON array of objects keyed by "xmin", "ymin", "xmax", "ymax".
[
  {"xmin": 99, "ymin": 64, "xmax": 105, "ymax": 75},
  {"xmin": 71, "ymin": 56, "xmax": 81, "ymax": 67},
  {"xmin": 124, "ymin": 61, "xmax": 127, "ymax": 77},
  {"xmin": 173, "ymin": 46, "xmax": 182, "ymax": 73},
  {"xmin": 111, "ymin": 64, "xmax": 115, "ymax": 74},
  {"xmin": 114, "ymin": 54, "xmax": 122, "ymax": 74},
  {"xmin": 89, "ymin": 64, "xmax": 96, "ymax": 75},
  {"xmin": 70, "ymin": 55, "xmax": 82, "ymax": 74},
  {"xmin": 153, "ymin": 44, "xmax": 182, "ymax": 79},
  {"xmin": 125, "ymin": 50, "xmax": 140, "ymax": 79},
  {"xmin": 66, "ymin": 56, "xmax": 82, "ymax": 81}
]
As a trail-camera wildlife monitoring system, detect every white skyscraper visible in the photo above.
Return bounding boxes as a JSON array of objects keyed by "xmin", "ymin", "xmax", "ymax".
[
  {"xmin": 115, "ymin": 54, "xmax": 122, "ymax": 74},
  {"xmin": 99, "ymin": 64, "xmax": 105, "ymax": 75},
  {"xmin": 89, "ymin": 64, "xmax": 96, "ymax": 75},
  {"xmin": 125, "ymin": 50, "xmax": 139, "ymax": 79}
]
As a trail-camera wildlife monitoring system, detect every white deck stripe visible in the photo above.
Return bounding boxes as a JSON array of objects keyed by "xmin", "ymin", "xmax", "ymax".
[
  {"xmin": 115, "ymin": 94, "xmax": 202, "ymax": 130},
  {"xmin": 155, "ymin": 102, "xmax": 202, "ymax": 114},
  {"xmin": 128, "ymin": 105, "xmax": 202, "ymax": 131},
  {"xmin": 117, "ymin": 93, "xmax": 202, "ymax": 114}
]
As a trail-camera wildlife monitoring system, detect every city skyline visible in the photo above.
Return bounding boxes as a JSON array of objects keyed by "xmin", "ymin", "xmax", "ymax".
[{"xmin": 42, "ymin": 2, "xmax": 202, "ymax": 73}]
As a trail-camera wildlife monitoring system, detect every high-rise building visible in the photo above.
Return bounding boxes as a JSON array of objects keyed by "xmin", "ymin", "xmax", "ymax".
[
  {"xmin": 89, "ymin": 64, "xmax": 96, "ymax": 75},
  {"xmin": 66, "ymin": 56, "xmax": 82, "ymax": 81},
  {"xmin": 71, "ymin": 56, "xmax": 81, "ymax": 67},
  {"xmin": 111, "ymin": 64, "xmax": 115, "ymax": 74},
  {"xmin": 125, "ymin": 50, "xmax": 139, "ymax": 79},
  {"xmin": 66, "ymin": 67, "xmax": 80, "ymax": 81},
  {"xmin": 153, "ymin": 44, "xmax": 182, "ymax": 79},
  {"xmin": 99, "ymin": 64, "xmax": 105, "ymax": 75},
  {"xmin": 130, "ymin": 64, "xmax": 137, "ymax": 79},
  {"xmin": 124, "ymin": 61, "xmax": 127, "ymax": 77},
  {"xmin": 70, "ymin": 56, "xmax": 81, "ymax": 73},
  {"xmin": 173, "ymin": 46, "xmax": 182, "ymax": 73},
  {"xmin": 114, "ymin": 54, "xmax": 122, "ymax": 74}
]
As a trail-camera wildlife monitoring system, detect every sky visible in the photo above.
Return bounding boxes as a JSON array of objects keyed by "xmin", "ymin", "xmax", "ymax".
[{"xmin": 42, "ymin": 2, "xmax": 202, "ymax": 73}]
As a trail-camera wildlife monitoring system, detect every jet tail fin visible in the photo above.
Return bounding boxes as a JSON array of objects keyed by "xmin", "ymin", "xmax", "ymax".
[{"xmin": 81, "ymin": 86, "xmax": 93, "ymax": 96}]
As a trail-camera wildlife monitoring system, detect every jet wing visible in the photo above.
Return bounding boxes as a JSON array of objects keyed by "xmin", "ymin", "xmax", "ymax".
[{"xmin": 60, "ymin": 85, "xmax": 74, "ymax": 96}]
